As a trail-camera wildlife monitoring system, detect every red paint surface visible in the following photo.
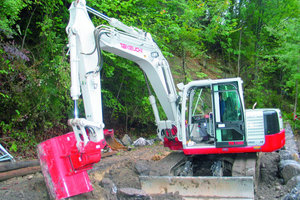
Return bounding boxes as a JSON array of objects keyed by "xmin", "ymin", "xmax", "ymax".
[
  {"xmin": 38, "ymin": 132, "xmax": 106, "ymax": 199},
  {"xmin": 164, "ymin": 137, "xmax": 183, "ymax": 150},
  {"xmin": 182, "ymin": 129, "xmax": 285, "ymax": 155},
  {"xmin": 164, "ymin": 129, "xmax": 285, "ymax": 155}
]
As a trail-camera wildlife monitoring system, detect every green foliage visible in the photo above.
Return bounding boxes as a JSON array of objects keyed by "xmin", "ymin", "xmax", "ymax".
[
  {"xmin": 196, "ymin": 72, "xmax": 208, "ymax": 79},
  {"xmin": 222, "ymin": 0, "xmax": 300, "ymax": 127},
  {"xmin": 101, "ymin": 54, "xmax": 155, "ymax": 127},
  {"xmin": 0, "ymin": 0, "xmax": 299, "ymax": 157},
  {"xmin": 0, "ymin": 0, "xmax": 28, "ymax": 38},
  {"xmin": 0, "ymin": 41, "xmax": 72, "ymax": 153},
  {"xmin": 283, "ymin": 111, "xmax": 300, "ymax": 134},
  {"xmin": 0, "ymin": 1, "xmax": 73, "ymax": 156}
]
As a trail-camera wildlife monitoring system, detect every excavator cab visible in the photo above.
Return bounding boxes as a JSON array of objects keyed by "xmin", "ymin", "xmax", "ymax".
[
  {"xmin": 212, "ymin": 82, "xmax": 246, "ymax": 148},
  {"xmin": 182, "ymin": 78, "xmax": 247, "ymax": 149},
  {"xmin": 179, "ymin": 78, "xmax": 284, "ymax": 156}
]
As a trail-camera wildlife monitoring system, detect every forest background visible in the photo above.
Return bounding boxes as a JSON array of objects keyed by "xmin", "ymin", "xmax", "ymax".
[{"xmin": 0, "ymin": 0, "xmax": 299, "ymax": 157}]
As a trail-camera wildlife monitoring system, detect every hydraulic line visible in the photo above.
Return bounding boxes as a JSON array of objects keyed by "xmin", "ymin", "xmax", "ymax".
[
  {"xmin": 143, "ymin": 71, "xmax": 152, "ymax": 96},
  {"xmin": 82, "ymin": 29, "xmax": 108, "ymax": 74},
  {"xmin": 74, "ymin": 100, "xmax": 79, "ymax": 118},
  {"xmin": 86, "ymin": 6, "xmax": 110, "ymax": 22}
]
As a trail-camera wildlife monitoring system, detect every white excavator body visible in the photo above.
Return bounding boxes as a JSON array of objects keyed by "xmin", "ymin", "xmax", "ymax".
[{"xmin": 37, "ymin": 1, "xmax": 285, "ymax": 199}]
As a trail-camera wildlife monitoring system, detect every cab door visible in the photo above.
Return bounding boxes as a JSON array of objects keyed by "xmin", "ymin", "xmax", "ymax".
[{"xmin": 212, "ymin": 82, "xmax": 246, "ymax": 148}]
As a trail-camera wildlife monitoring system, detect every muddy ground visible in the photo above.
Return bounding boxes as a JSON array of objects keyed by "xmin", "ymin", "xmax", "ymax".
[{"xmin": 0, "ymin": 142, "xmax": 292, "ymax": 200}]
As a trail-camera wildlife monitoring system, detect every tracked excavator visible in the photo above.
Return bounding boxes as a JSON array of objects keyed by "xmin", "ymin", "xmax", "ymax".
[{"xmin": 37, "ymin": 1, "xmax": 285, "ymax": 199}]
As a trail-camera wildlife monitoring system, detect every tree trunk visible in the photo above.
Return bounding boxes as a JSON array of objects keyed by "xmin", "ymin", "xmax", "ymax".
[
  {"xmin": 254, "ymin": 0, "xmax": 264, "ymax": 79},
  {"xmin": 294, "ymin": 79, "xmax": 298, "ymax": 119},
  {"xmin": 236, "ymin": 0, "xmax": 244, "ymax": 77},
  {"xmin": 0, "ymin": 160, "xmax": 40, "ymax": 172},
  {"xmin": 0, "ymin": 166, "xmax": 41, "ymax": 181},
  {"xmin": 110, "ymin": 77, "xmax": 125, "ymax": 120},
  {"xmin": 237, "ymin": 27, "xmax": 243, "ymax": 77},
  {"xmin": 22, "ymin": 6, "xmax": 37, "ymax": 50},
  {"xmin": 182, "ymin": 49, "xmax": 187, "ymax": 83},
  {"xmin": 294, "ymin": 66, "xmax": 299, "ymax": 129}
]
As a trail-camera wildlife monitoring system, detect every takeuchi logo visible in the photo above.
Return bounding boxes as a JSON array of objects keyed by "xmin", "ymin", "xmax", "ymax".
[{"xmin": 120, "ymin": 43, "xmax": 143, "ymax": 53}]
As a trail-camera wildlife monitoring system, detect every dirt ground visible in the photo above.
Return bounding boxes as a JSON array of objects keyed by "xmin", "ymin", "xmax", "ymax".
[{"xmin": 0, "ymin": 142, "xmax": 292, "ymax": 200}]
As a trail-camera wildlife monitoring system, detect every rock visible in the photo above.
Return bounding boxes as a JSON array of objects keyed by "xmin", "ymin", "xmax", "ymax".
[
  {"xmin": 151, "ymin": 154, "xmax": 163, "ymax": 161},
  {"xmin": 280, "ymin": 160, "xmax": 300, "ymax": 183},
  {"xmin": 117, "ymin": 187, "xmax": 150, "ymax": 200},
  {"xmin": 284, "ymin": 124, "xmax": 299, "ymax": 153},
  {"xmin": 122, "ymin": 134, "xmax": 132, "ymax": 146},
  {"xmin": 127, "ymin": 146, "xmax": 134, "ymax": 151},
  {"xmin": 115, "ymin": 138, "xmax": 124, "ymax": 146},
  {"xmin": 282, "ymin": 183, "xmax": 300, "ymax": 200},
  {"xmin": 280, "ymin": 150, "xmax": 298, "ymax": 161},
  {"xmin": 135, "ymin": 160, "xmax": 151, "ymax": 176},
  {"xmin": 275, "ymin": 194, "xmax": 282, "ymax": 198},
  {"xmin": 100, "ymin": 178, "xmax": 118, "ymax": 194},
  {"xmin": 292, "ymin": 153, "xmax": 299, "ymax": 161},
  {"xmin": 287, "ymin": 175, "xmax": 300, "ymax": 189},
  {"xmin": 133, "ymin": 137, "xmax": 154, "ymax": 146},
  {"xmin": 280, "ymin": 160, "xmax": 300, "ymax": 171},
  {"xmin": 275, "ymin": 185, "xmax": 281, "ymax": 191}
]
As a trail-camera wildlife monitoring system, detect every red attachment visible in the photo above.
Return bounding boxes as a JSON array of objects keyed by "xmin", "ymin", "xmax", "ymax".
[
  {"xmin": 165, "ymin": 125, "xmax": 178, "ymax": 138},
  {"xmin": 103, "ymin": 129, "xmax": 114, "ymax": 137},
  {"xmin": 37, "ymin": 132, "xmax": 106, "ymax": 200},
  {"xmin": 164, "ymin": 137, "xmax": 183, "ymax": 150},
  {"xmin": 171, "ymin": 125, "xmax": 177, "ymax": 136}
]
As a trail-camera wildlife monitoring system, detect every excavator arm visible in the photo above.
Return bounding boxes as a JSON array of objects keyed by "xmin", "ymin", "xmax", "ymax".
[
  {"xmin": 67, "ymin": 0, "xmax": 182, "ymax": 147},
  {"xmin": 94, "ymin": 25, "xmax": 181, "ymax": 137},
  {"xmin": 38, "ymin": 1, "xmax": 182, "ymax": 199}
]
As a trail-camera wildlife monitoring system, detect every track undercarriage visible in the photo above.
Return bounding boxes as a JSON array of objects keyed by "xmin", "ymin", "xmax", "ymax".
[{"xmin": 141, "ymin": 152, "xmax": 260, "ymax": 199}]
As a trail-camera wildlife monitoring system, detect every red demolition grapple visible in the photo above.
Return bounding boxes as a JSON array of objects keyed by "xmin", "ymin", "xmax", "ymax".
[{"xmin": 37, "ymin": 132, "xmax": 107, "ymax": 199}]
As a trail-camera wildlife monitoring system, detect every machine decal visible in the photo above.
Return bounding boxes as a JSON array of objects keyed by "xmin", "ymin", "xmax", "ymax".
[
  {"xmin": 120, "ymin": 43, "xmax": 143, "ymax": 53},
  {"xmin": 228, "ymin": 141, "xmax": 244, "ymax": 145}
]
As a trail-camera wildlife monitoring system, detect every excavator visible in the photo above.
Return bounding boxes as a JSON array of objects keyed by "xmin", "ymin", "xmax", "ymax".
[{"xmin": 37, "ymin": 0, "xmax": 285, "ymax": 199}]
